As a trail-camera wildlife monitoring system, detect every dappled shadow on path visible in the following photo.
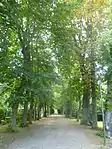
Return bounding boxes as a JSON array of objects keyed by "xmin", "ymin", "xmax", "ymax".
[{"xmin": 0, "ymin": 116, "xmax": 103, "ymax": 149}]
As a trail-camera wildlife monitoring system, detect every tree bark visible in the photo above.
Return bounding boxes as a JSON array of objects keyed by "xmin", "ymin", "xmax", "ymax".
[
  {"xmin": 21, "ymin": 45, "xmax": 31, "ymax": 126},
  {"xmin": 29, "ymin": 99, "xmax": 34, "ymax": 124},
  {"xmin": 37, "ymin": 103, "xmax": 41, "ymax": 120},
  {"xmin": 91, "ymin": 76, "xmax": 97, "ymax": 128},
  {"xmin": 21, "ymin": 101, "xmax": 28, "ymax": 127},
  {"xmin": 47, "ymin": 105, "xmax": 50, "ymax": 117},
  {"xmin": 69, "ymin": 101, "xmax": 72, "ymax": 118},
  {"xmin": 80, "ymin": 56, "xmax": 90, "ymax": 125},
  {"xmin": 81, "ymin": 88, "xmax": 90, "ymax": 124},
  {"xmin": 77, "ymin": 97, "xmax": 81, "ymax": 122},
  {"xmin": 10, "ymin": 103, "xmax": 19, "ymax": 129},
  {"xmin": 44, "ymin": 102, "xmax": 47, "ymax": 117},
  {"xmin": 90, "ymin": 32, "xmax": 97, "ymax": 128},
  {"xmin": 88, "ymin": 19, "xmax": 97, "ymax": 128},
  {"xmin": 91, "ymin": 54, "xmax": 97, "ymax": 128},
  {"xmin": 34, "ymin": 103, "xmax": 37, "ymax": 121},
  {"xmin": 65, "ymin": 100, "xmax": 72, "ymax": 118}
]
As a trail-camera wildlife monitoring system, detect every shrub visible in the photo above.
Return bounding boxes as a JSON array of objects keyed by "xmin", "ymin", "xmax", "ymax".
[
  {"xmin": 6, "ymin": 125, "xmax": 20, "ymax": 132},
  {"xmin": 0, "ymin": 107, "xmax": 5, "ymax": 121},
  {"xmin": 6, "ymin": 109, "xmax": 11, "ymax": 117},
  {"xmin": 5, "ymin": 117, "xmax": 11, "ymax": 124},
  {"xmin": 96, "ymin": 130, "xmax": 107, "ymax": 138},
  {"xmin": 1, "ymin": 120, "xmax": 6, "ymax": 125}
]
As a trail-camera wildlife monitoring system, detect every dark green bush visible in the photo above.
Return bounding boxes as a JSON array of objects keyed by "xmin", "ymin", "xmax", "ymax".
[
  {"xmin": 96, "ymin": 130, "xmax": 107, "ymax": 138},
  {"xmin": 1, "ymin": 120, "xmax": 6, "ymax": 125},
  {"xmin": 0, "ymin": 107, "xmax": 5, "ymax": 121},
  {"xmin": 6, "ymin": 125, "xmax": 19, "ymax": 132},
  {"xmin": 6, "ymin": 109, "xmax": 11, "ymax": 117},
  {"xmin": 5, "ymin": 117, "xmax": 11, "ymax": 124}
]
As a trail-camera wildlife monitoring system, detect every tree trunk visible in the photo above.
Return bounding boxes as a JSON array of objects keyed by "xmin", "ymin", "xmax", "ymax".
[
  {"xmin": 91, "ymin": 81, "xmax": 97, "ymax": 128},
  {"xmin": 92, "ymin": 97, "xmax": 97, "ymax": 128},
  {"xmin": 10, "ymin": 103, "xmax": 19, "ymax": 129},
  {"xmin": 81, "ymin": 88, "xmax": 90, "ymax": 124},
  {"xmin": 29, "ymin": 99, "xmax": 34, "ymax": 124},
  {"xmin": 80, "ymin": 61, "xmax": 90, "ymax": 124},
  {"xmin": 77, "ymin": 97, "xmax": 81, "ymax": 122},
  {"xmin": 34, "ymin": 103, "xmax": 37, "ymax": 121},
  {"xmin": 21, "ymin": 101, "xmax": 28, "ymax": 127},
  {"xmin": 44, "ymin": 102, "xmax": 47, "ymax": 117},
  {"xmin": 88, "ymin": 19, "xmax": 97, "ymax": 128},
  {"xmin": 65, "ymin": 100, "xmax": 69, "ymax": 117},
  {"xmin": 47, "ymin": 105, "xmax": 50, "ymax": 117},
  {"xmin": 91, "ymin": 58, "xmax": 97, "ymax": 128},
  {"xmin": 80, "ymin": 54, "xmax": 90, "ymax": 125},
  {"xmin": 37, "ymin": 103, "xmax": 41, "ymax": 120},
  {"xmin": 21, "ymin": 46, "xmax": 31, "ymax": 126},
  {"xmin": 65, "ymin": 100, "xmax": 72, "ymax": 118},
  {"xmin": 69, "ymin": 102, "xmax": 72, "ymax": 118}
]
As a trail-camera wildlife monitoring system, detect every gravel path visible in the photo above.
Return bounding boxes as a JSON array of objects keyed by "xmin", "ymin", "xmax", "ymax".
[{"xmin": 7, "ymin": 116, "xmax": 97, "ymax": 149}]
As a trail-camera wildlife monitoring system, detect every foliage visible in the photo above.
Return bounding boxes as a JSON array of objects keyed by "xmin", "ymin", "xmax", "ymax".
[
  {"xmin": 0, "ymin": 107, "xmax": 5, "ymax": 121},
  {"xmin": 0, "ymin": 0, "xmax": 111, "ymax": 130},
  {"xmin": 1, "ymin": 120, "xmax": 6, "ymax": 125},
  {"xmin": 6, "ymin": 125, "xmax": 19, "ymax": 133},
  {"xmin": 96, "ymin": 130, "xmax": 107, "ymax": 138},
  {"xmin": 5, "ymin": 117, "xmax": 11, "ymax": 124}
]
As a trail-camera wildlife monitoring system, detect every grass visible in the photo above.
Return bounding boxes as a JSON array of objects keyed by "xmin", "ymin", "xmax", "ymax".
[
  {"xmin": 0, "ymin": 125, "xmax": 20, "ymax": 133},
  {"xmin": 69, "ymin": 119, "xmax": 103, "ymax": 129}
]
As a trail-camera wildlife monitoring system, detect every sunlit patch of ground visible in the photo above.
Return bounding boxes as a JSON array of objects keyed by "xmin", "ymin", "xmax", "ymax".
[
  {"xmin": 0, "ymin": 117, "xmax": 108, "ymax": 149},
  {"xmin": 97, "ymin": 121, "xmax": 103, "ymax": 129}
]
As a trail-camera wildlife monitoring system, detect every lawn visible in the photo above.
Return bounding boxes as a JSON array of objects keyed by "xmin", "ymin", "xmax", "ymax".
[{"xmin": 69, "ymin": 119, "xmax": 103, "ymax": 129}]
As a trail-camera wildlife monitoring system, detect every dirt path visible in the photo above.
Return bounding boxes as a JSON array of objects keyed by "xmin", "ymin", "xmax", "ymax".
[{"xmin": 1, "ymin": 116, "xmax": 101, "ymax": 149}]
